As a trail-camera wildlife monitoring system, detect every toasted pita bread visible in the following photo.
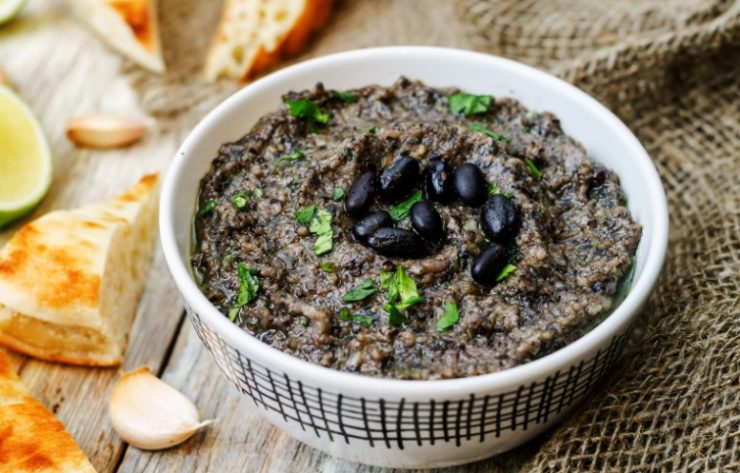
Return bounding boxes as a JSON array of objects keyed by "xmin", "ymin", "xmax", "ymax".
[
  {"xmin": 0, "ymin": 350, "xmax": 97, "ymax": 472},
  {"xmin": 205, "ymin": 0, "xmax": 333, "ymax": 81},
  {"xmin": 0, "ymin": 174, "xmax": 159, "ymax": 366},
  {"xmin": 69, "ymin": 0, "xmax": 165, "ymax": 73}
]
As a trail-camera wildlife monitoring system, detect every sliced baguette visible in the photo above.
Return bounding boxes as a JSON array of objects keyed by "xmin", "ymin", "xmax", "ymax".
[
  {"xmin": 205, "ymin": 0, "xmax": 333, "ymax": 82},
  {"xmin": 69, "ymin": 0, "xmax": 165, "ymax": 72},
  {"xmin": 0, "ymin": 174, "xmax": 159, "ymax": 366},
  {"xmin": 0, "ymin": 349, "xmax": 97, "ymax": 472}
]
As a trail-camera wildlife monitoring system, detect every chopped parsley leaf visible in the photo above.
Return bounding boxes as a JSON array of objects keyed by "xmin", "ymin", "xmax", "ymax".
[
  {"xmin": 284, "ymin": 98, "xmax": 330, "ymax": 132},
  {"xmin": 366, "ymin": 124, "xmax": 378, "ymax": 133},
  {"xmin": 308, "ymin": 209, "xmax": 332, "ymax": 235},
  {"xmin": 228, "ymin": 262, "xmax": 260, "ymax": 321},
  {"xmin": 525, "ymin": 159, "xmax": 542, "ymax": 179},
  {"xmin": 314, "ymin": 232, "xmax": 333, "ymax": 255},
  {"xmin": 468, "ymin": 122, "xmax": 510, "ymax": 143},
  {"xmin": 436, "ymin": 301, "xmax": 460, "ymax": 331},
  {"xmin": 384, "ymin": 303, "xmax": 404, "ymax": 327},
  {"xmin": 448, "ymin": 92, "xmax": 491, "ymax": 116},
  {"xmin": 332, "ymin": 187, "xmax": 346, "ymax": 201},
  {"xmin": 320, "ymin": 261, "xmax": 336, "ymax": 273},
  {"xmin": 232, "ymin": 194, "xmax": 249, "ymax": 209},
  {"xmin": 333, "ymin": 90, "xmax": 358, "ymax": 103},
  {"xmin": 388, "ymin": 190, "xmax": 423, "ymax": 221},
  {"xmin": 338, "ymin": 308, "xmax": 374, "ymax": 326},
  {"xmin": 295, "ymin": 204, "xmax": 316, "ymax": 224},
  {"xmin": 489, "ymin": 184, "xmax": 512, "ymax": 199},
  {"xmin": 196, "ymin": 200, "xmax": 216, "ymax": 218},
  {"xmin": 380, "ymin": 266, "xmax": 423, "ymax": 309},
  {"xmin": 342, "ymin": 278, "xmax": 378, "ymax": 302},
  {"xmin": 232, "ymin": 189, "xmax": 262, "ymax": 208},
  {"xmin": 274, "ymin": 149, "xmax": 305, "ymax": 171},
  {"xmin": 496, "ymin": 264, "xmax": 517, "ymax": 282},
  {"xmin": 298, "ymin": 208, "xmax": 333, "ymax": 256}
]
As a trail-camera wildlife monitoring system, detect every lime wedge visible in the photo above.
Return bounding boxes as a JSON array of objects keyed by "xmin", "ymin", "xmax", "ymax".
[
  {"xmin": 0, "ymin": 0, "xmax": 26, "ymax": 25},
  {"xmin": 0, "ymin": 85, "xmax": 52, "ymax": 228}
]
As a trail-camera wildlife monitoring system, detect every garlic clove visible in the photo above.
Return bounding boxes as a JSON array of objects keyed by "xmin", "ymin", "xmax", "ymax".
[
  {"xmin": 66, "ymin": 114, "xmax": 149, "ymax": 149},
  {"xmin": 109, "ymin": 366, "xmax": 213, "ymax": 450}
]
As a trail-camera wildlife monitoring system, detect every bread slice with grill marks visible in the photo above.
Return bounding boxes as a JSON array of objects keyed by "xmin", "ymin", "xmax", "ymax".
[{"xmin": 0, "ymin": 174, "xmax": 159, "ymax": 366}]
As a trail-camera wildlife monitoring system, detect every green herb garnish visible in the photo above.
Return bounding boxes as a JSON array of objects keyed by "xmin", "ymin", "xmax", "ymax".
[
  {"xmin": 448, "ymin": 92, "xmax": 491, "ymax": 116},
  {"xmin": 436, "ymin": 301, "xmax": 460, "ymax": 331},
  {"xmin": 320, "ymin": 261, "xmax": 336, "ymax": 273},
  {"xmin": 232, "ymin": 193, "xmax": 249, "ymax": 209},
  {"xmin": 343, "ymin": 278, "xmax": 378, "ymax": 302},
  {"xmin": 314, "ymin": 232, "xmax": 333, "ymax": 256},
  {"xmin": 295, "ymin": 204, "xmax": 316, "ymax": 224},
  {"xmin": 196, "ymin": 200, "xmax": 216, "ymax": 218},
  {"xmin": 228, "ymin": 262, "xmax": 260, "ymax": 321},
  {"xmin": 332, "ymin": 187, "xmax": 346, "ymax": 201},
  {"xmin": 379, "ymin": 265, "xmax": 423, "ymax": 309},
  {"xmin": 309, "ymin": 209, "xmax": 332, "ymax": 235},
  {"xmin": 338, "ymin": 308, "xmax": 374, "ymax": 326},
  {"xmin": 333, "ymin": 90, "xmax": 358, "ymax": 103},
  {"xmin": 388, "ymin": 190, "xmax": 423, "ymax": 221},
  {"xmin": 285, "ymin": 98, "xmax": 330, "ymax": 132},
  {"xmin": 232, "ymin": 189, "xmax": 262, "ymax": 209},
  {"xmin": 274, "ymin": 149, "xmax": 305, "ymax": 171},
  {"xmin": 366, "ymin": 124, "xmax": 378, "ymax": 133},
  {"xmin": 384, "ymin": 303, "xmax": 404, "ymax": 327},
  {"xmin": 496, "ymin": 264, "xmax": 517, "ymax": 282},
  {"xmin": 488, "ymin": 183, "xmax": 512, "ymax": 199},
  {"xmin": 525, "ymin": 159, "xmax": 542, "ymax": 179},
  {"xmin": 468, "ymin": 122, "xmax": 510, "ymax": 143},
  {"xmin": 298, "ymin": 208, "xmax": 333, "ymax": 256}
]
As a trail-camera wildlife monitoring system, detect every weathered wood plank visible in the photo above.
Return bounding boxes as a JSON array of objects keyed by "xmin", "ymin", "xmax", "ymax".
[{"xmin": 0, "ymin": 1, "xmax": 187, "ymax": 471}]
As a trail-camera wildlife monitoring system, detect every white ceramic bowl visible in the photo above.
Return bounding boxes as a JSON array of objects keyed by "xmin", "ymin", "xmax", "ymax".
[{"xmin": 160, "ymin": 47, "xmax": 668, "ymax": 469}]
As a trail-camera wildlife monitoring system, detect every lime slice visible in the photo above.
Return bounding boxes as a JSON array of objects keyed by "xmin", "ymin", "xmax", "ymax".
[
  {"xmin": 0, "ymin": 85, "xmax": 52, "ymax": 228},
  {"xmin": 0, "ymin": 0, "xmax": 26, "ymax": 25}
]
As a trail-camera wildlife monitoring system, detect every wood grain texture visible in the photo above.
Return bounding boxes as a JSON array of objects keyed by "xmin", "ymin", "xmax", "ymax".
[
  {"xmin": 0, "ymin": 0, "xmax": 186, "ymax": 471},
  {"xmin": 2, "ymin": 0, "xmax": 543, "ymax": 471}
]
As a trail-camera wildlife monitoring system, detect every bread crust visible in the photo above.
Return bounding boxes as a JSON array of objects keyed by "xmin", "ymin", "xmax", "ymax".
[
  {"xmin": 205, "ymin": 0, "xmax": 334, "ymax": 82},
  {"xmin": 0, "ymin": 350, "xmax": 97, "ymax": 472}
]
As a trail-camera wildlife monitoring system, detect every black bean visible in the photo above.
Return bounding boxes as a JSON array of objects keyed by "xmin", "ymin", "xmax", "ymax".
[
  {"xmin": 425, "ymin": 159, "xmax": 454, "ymax": 202},
  {"xmin": 379, "ymin": 155, "xmax": 420, "ymax": 203},
  {"xmin": 471, "ymin": 244, "xmax": 509, "ymax": 285},
  {"xmin": 352, "ymin": 211, "xmax": 393, "ymax": 242},
  {"xmin": 410, "ymin": 201, "xmax": 444, "ymax": 244},
  {"xmin": 345, "ymin": 170, "xmax": 377, "ymax": 218},
  {"xmin": 480, "ymin": 194, "xmax": 520, "ymax": 243},
  {"xmin": 365, "ymin": 227, "xmax": 428, "ymax": 259},
  {"xmin": 453, "ymin": 162, "xmax": 487, "ymax": 207}
]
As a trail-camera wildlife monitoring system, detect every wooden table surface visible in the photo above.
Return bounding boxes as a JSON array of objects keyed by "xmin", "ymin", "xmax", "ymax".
[{"xmin": 0, "ymin": 1, "xmax": 538, "ymax": 471}]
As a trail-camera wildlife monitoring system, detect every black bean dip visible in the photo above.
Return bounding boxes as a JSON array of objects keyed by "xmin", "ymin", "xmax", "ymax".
[{"xmin": 192, "ymin": 78, "xmax": 641, "ymax": 380}]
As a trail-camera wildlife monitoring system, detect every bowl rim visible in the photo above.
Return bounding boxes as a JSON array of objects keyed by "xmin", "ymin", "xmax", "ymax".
[{"xmin": 160, "ymin": 46, "xmax": 669, "ymax": 395}]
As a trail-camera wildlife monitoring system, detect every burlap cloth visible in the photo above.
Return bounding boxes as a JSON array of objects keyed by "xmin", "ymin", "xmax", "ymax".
[{"xmin": 128, "ymin": 1, "xmax": 740, "ymax": 471}]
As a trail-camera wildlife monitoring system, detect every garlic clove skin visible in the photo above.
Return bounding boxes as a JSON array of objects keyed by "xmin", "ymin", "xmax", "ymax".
[
  {"xmin": 109, "ymin": 366, "xmax": 213, "ymax": 450},
  {"xmin": 66, "ymin": 114, "xmax": 149, "ymax": 149}
]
